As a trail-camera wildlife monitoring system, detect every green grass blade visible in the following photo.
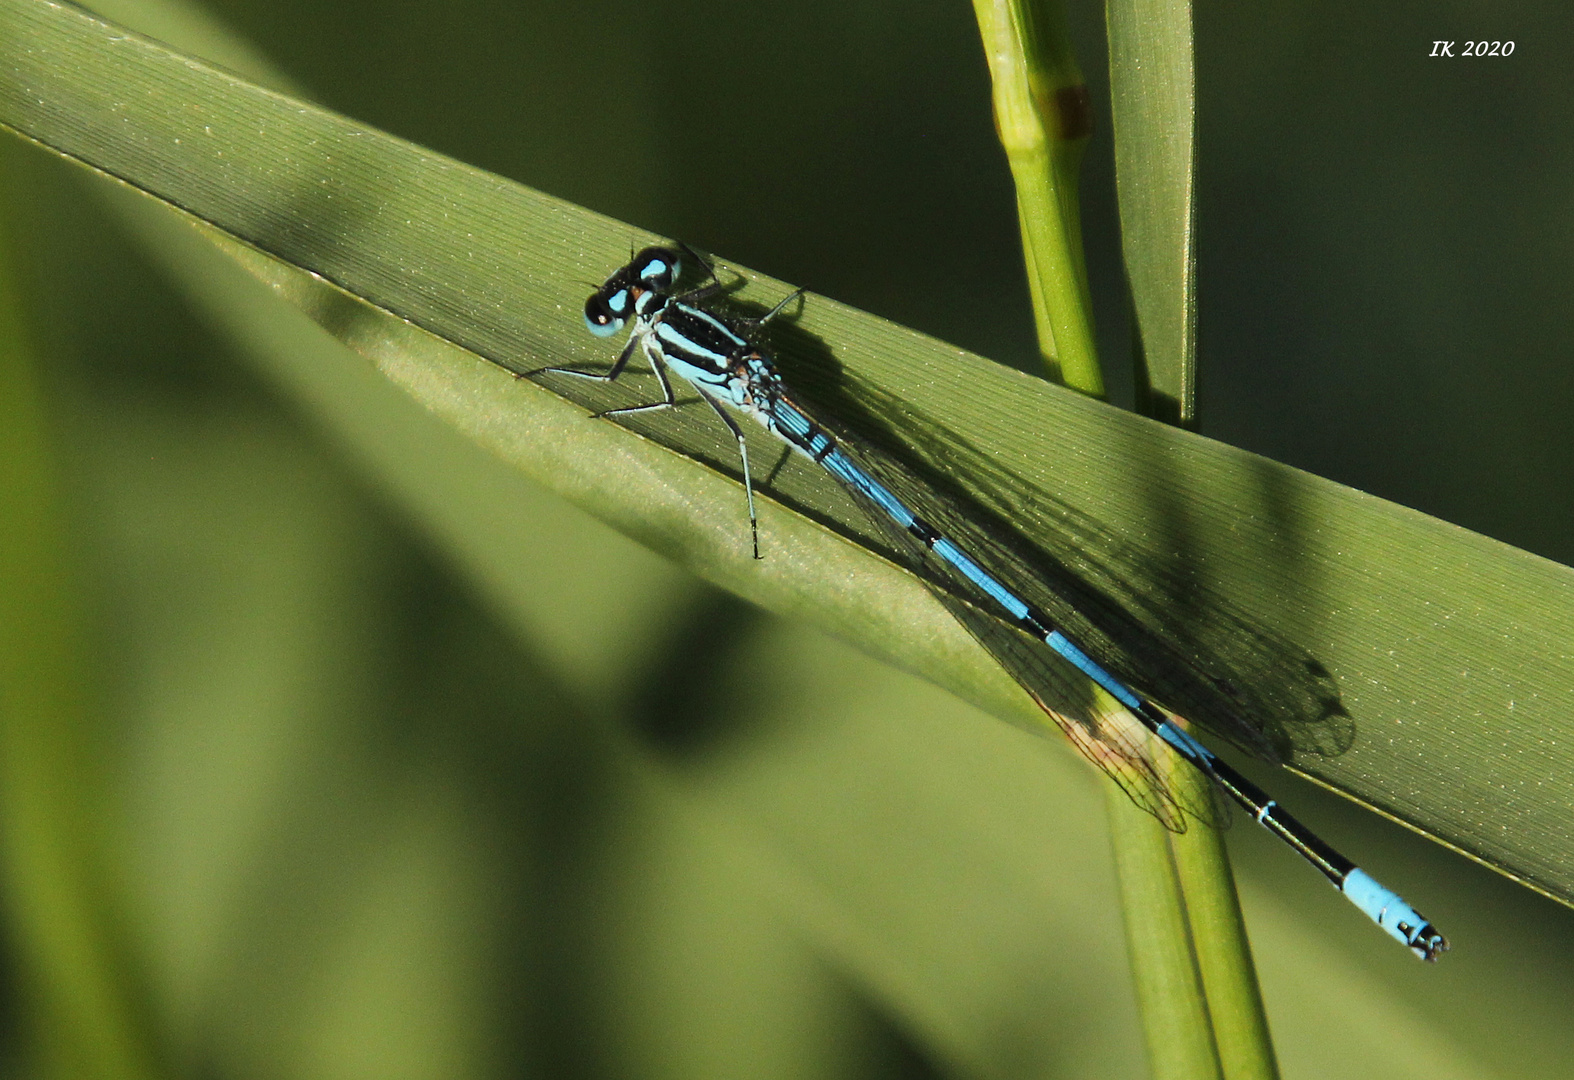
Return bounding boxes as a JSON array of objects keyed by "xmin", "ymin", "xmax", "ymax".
[
  {"xmin": 0, "ymin": 154, "xmax": 158, "ymax": 1080},
  {"xmin": 6, "ymin": 0, "xmax": 1574, "ymax": 929},
  {"xmin": 1107, "ymin": 0, "xmax": 1198, "ymax": 425}
]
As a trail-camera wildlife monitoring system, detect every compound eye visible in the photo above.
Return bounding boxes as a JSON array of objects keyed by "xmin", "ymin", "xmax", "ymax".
[
  {"xmin": 632, "ymin": 246, "xmax": 679, "ymax": 292},
  {"xmin": 584, "ymin": 293, "xmax": 625, "ymax": 337}
]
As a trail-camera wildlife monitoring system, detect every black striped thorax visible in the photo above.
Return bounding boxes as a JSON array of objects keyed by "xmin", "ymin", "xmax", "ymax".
[
  {"xmin": 643, "ymin": 297, "xmax": 788, "ymax": 409},
  {"xmin": 645, "ymin": 296, "xmax": 748, "ymax": 378}
]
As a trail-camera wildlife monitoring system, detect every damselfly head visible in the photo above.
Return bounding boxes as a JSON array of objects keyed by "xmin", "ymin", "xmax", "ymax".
[{"xmin": 584, "ymin": 247, "xmax": 682, "ymax": 337}]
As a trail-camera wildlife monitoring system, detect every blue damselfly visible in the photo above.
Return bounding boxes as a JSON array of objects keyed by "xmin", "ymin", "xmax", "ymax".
[{"xmin": 544, "ymin": 245, "xmax": 1447, "ymax": 961}]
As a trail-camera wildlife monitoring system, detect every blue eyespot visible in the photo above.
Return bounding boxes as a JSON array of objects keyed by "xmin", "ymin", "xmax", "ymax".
[{"xmin": 632, "ymin": 246, "xmax": 680, "ymax": 291}]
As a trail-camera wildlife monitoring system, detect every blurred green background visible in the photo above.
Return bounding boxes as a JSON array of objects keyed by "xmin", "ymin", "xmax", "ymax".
[{"xmin": 2, "ymin": 1, "xmax": 1573, "ymax": 1078}]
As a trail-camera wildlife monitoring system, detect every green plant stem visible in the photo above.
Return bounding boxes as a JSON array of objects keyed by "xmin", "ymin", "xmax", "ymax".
[
  {"xmin": 1106, "ymin": 781, "xmax": 1222, "ymax": 1080},
  {"xmin": 970, "ymin": 0, "xmax": 1103, "ymax": 393},
  {"xmin": 1168, "ymin": 766, "xmax": 1280, "ymax": 1080},
  {"xmin": 1107, "ymin": 757, "xmax": 1278, "ymax": 1080},
  {"xmin": 0, "ymin": 150, "xmax": 156, "ymax": 1080}
]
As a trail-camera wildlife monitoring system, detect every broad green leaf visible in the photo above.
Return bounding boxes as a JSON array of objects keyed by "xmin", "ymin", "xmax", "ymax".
[{"xmin": 4, "ymin": 0, "xmax": 1574, "ymax": 926}]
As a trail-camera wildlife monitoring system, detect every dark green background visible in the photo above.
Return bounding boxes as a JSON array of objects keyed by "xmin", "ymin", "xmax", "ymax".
[{"xmin": 4, "ymin": 0, "xmax": 1572, "ymax": 1077}]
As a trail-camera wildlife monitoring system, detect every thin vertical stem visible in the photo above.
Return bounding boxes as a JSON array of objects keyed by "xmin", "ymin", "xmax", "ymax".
[
  {"xmin": 1106, "ymin": 782, "xmax": 1223, "ymax": 1080},
  {"xmin": 1168, "ymin": 769, "xmax": 1280, "ymax": 1080},
  {"xmin": 970, "ymin": 0, "xmax": 1104, "ymax": 393}
]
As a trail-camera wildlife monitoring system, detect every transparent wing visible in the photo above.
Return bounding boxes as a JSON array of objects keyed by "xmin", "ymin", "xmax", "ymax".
[
  {"xmin": 819, "ymin": 430, "xmax": 1229, "ymax": 831},
  {"xmin": 778, "ymin": 371, "xmax": 1358, "ymax": 768},
  {"xmin": 939, "ymin": 590, "xmax": 1226, "ymax": 831},
  {"xmin": 817, "ymin": 414, "xmax": 1350, "ymax": 770}
]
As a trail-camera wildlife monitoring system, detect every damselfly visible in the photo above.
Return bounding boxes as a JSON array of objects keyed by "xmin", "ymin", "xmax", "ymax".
[{"xmin": 546, "ymin": 245, "xmax": 1448, "ymax": 961}]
